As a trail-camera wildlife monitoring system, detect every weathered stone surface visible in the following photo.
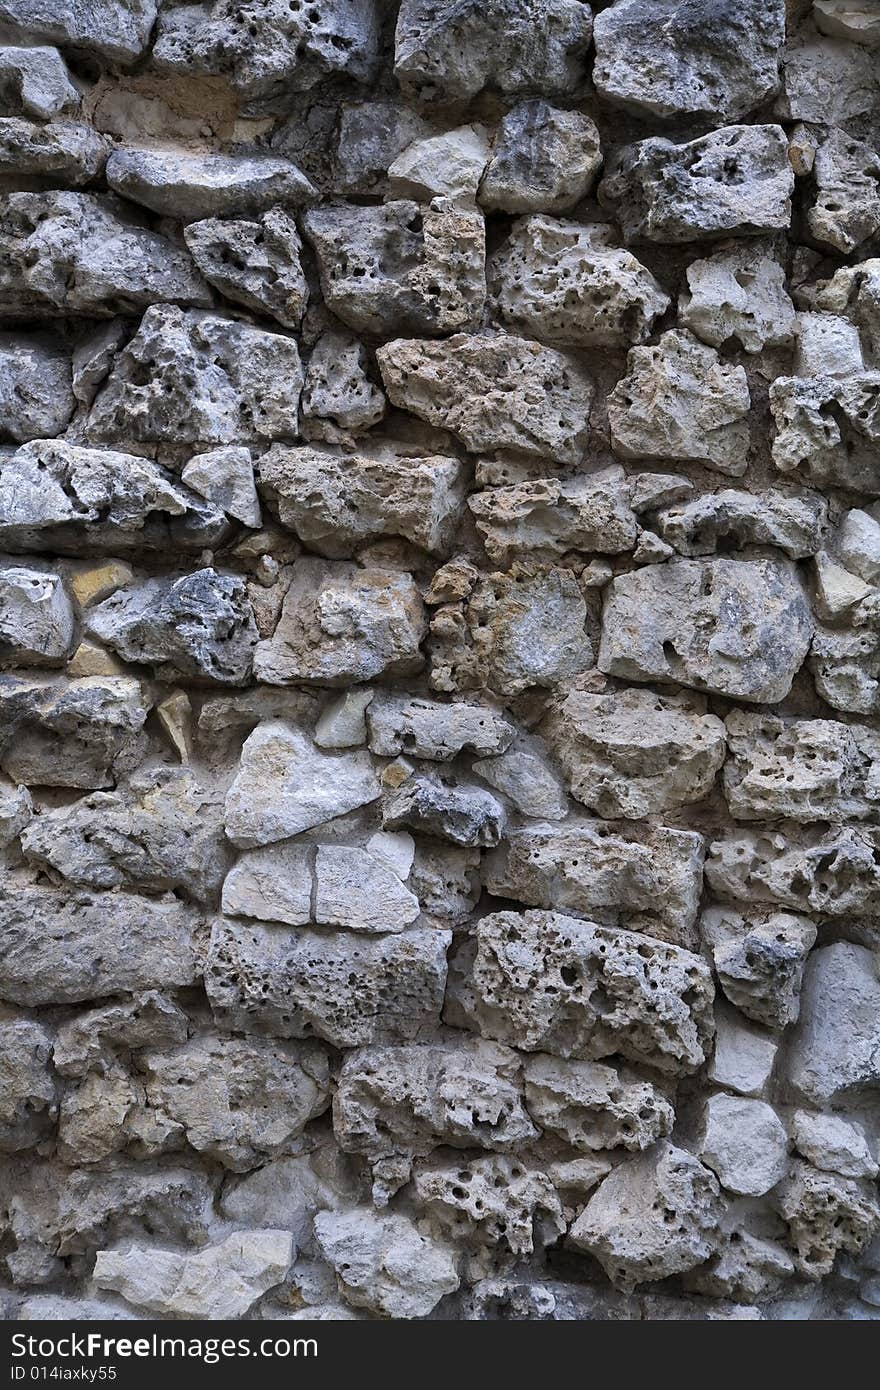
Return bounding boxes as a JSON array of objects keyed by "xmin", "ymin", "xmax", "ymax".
[
  {"xmin": 20, "ymin": 767, "xmax": 228, "ymax": 903},
  {"xmin": 221, "ymin": 843, "xmax": 312, "ymax": 927},
  {"xmin": 366, "ymin": 692, "xmax": 514, "ymax": 761},
  {"xmin": 679, "ymin": 240, "xmax": 795, "ymax": 352},
  {"xmin": 446, "ymin": 910, "xmax": 714, "ymax": 1074},
  {"xmin": 485, "ymin": 820, "xmax": 704, "ymax": 947},
  {"xmin": 300, "ymin": 331, "xmax": 386, "ymax": 438},
  {"xmin": 608, "ymin": 331, "xmax": 750, "ymax": 476},
  {"xmin": 414, "ymin": 1152, "xmax": 565, "ymax": 1257},
  {"xmin": 383, "ymin": 776, "xmax": 506, "ymax": 848},
  {"xmin": 776, "ymin": 1160, "xmax": 880, "ymax": 1280},
  {"xmin": 473, "ymin": 738, "xmax": 568, "ymax": 820},
  {"xmin": 598, "ymin": 558, "xmax": 813, "ymax": 703},
  {"xmin": 701, "ymin": 906, "xmax": 816, "ymax": 1031},
  {"xmin": 837, "ymin": 507, "xmax": 880, "ymax": 582},
  {"xmin": 808, "ymin": 128, "xmax": 880, "ymax": 254},
  {"xmin": 785, "ymin": 942, "xmax": 880, "ymax": 1105},
  {"xmin": 522, "ymin": 1055, "xmax": 673, "ymax": 1153},
  {"xmin": 655, "ymin": 488, "xmax": 826, "ymax": 560},
  {"xmin": 387, "ymin": 124, "xmax": 491, "ymax": 202},
  {"xmin": 697, "ymin": 1094, "xmax": 788, "ymax": 1196},
  {"xmin": 708, "ymin": 1000, "xmax": 777, "ymax": 1097},
  {"xmin": 259, "ymin": 445, "xmax": 465, "ymax": 557},
  {"xmin": 377, "ymin": 334, "xmax": 593, "ymax": 465},
  {"xmin": 93, "ymin": 1231, "xmax": 293, "ymax": 1319},
  {"xmin": 106, "ymin": 148, "xmax": 315, "ymax": 221},
  {"xmin": 334, "ymin": 1040, "xmax": 536, "ymax": 1160},
  {"xmin": 0, "ymin": 565, "xmax": 73, "ymax": 667},
  {"xmin": 0, "ymin": 46, "xmax": 78, "ymax": 121},
  {"xmin": 0, "ymin": 777, "xmax": 31, "ymax": 848},
  {"xmin": 469, "ymin": 469, "xmax": 638, "ymax": 565},
  {"xmin": 315, "ymin": 1208, "xmax": 458, "ymax": 1318},
  {"xmin": 568, "ymin": 1142, "xmax": 722, "ymax": 1289},
  {"xmin": 0, "ymin": 118, "xmax": 106, "ymax": 186},
  {"xmin": 53, "ymin": 994, "xmax": 188, "ymax": 1078},
  {"xmin": 314, "ymin": 844, "xmax": 420, "ymax": 932},
  {"xmin": 0, "ymin": 333, "xmax": 73, "ymax": 443},
  {"xmin": 429, "ymin": 565, "xmax": 592, "ymax": 698},
  {"xmin": 303, "ymin": 199, "xmax": 484, "ymax": 338},
  {"xmin": 0, "ymin": 879, "xmax": 198, "ymax": 1006},
  {"xmin": 141, "ymin": 1032, "xmax": 329, "ymax": 1171},
  {"xmin": 707, "ymin": 824, "xmax": 880, "ymax": 920},
  {"xmin": 489, "ymin": 218, "xmax": 668, "ymax": 348},
  {"xmin": 770, "ymin": 372, "xmax": 880, "ymax": 493},
  {"xmin": 153, "ymin": 0, "xmax": 380, "ymax": 100},
  {"xmin": 814, "ymin": 257, "xmax": 880, "ymax": 362},
  {"xmin": 809, "ymin": 625, "xmax": 880, "ymax": 715},
  {"xmin": 206, "ymin": 917, "xmax": 450, "ymax": 1047},
  {"xmin": 180, "ymin": 447, "xmax": 261, "ymax": 529},
  {"xmin": 86, "ymin": 570, "xmax": 258, "ymax": 685},
  {"xmin": 479, "ymin": 101, "xmax": 601, "ymax": 214},
  {"xmin": 599, "ymin": 125, "xmax": 793, "ymax": 244},
  {"xmin": 0, "ymin": 0, "xmax": 156, "ymax": 63},
  {"xmin": 792, "ymin": 1111, "xmax": 878, "ymax": 1180},
  {"xmin": 544, "ymin": 685, "xmax": 726, "ymax": 819},
  {"xmin": 224, "ymin": 719, "xmax": 380, "ymax": 848},
  {"xmin": 0, "ymin": 675, "xmax": 150, "ymax": 790},
  {"xmin": 722, "ymin": 711, "xmax": 880, "ymax": 822},
  {"xmin": 86, "ymin": 306, "xmax": 303, "ymax": 446},
  {"xmin": 333, "ymin": 100, "xmax": 430, "ymax": 197},
  {"xmin": 393, "ymin": 0, "xmax": 593, "ymax": 105},
  {"xmin": 184, "ymin": 209, "xmax": 307, "ymax": 329},
  {"xmin": 0, "ymin": 1014, "xmax": 56, "ymax": 1154}
]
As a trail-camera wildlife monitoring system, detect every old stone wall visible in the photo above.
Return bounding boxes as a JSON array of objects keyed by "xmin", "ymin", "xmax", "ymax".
[{"xmin": 0, "ymin": 0, "xmax": 879, "ymax": 1322}]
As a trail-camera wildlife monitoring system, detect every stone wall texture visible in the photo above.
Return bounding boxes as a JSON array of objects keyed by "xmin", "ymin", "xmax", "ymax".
[{"xmin": 1, "ymin": 0, "xmax": 880, "ymax": 1324}]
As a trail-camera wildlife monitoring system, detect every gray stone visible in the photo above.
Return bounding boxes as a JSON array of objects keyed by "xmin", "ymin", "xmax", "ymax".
[
  {"xmin": 489, "ymin": 218, "xmax": 668, "ymax": 348},
  {"xmin": 701, "ymin": 906, "xmax": 817, "ymax": 1031},
  {"xmin": 258, "ymin": 445, "xmax": 465, "ymax": 557},
  {"xmin": 206, "ymin": 917, "xmax": 450, "ymax": 1047},
  {"xmin": 785, "ymin": 942, "xmax": 880, "ymax": 1105},
  {"xmin": 568, "ymin": 1142, "xmax": 722, "ymax": 1289},
  {"xmin": 300, "ymin": 331, "xmax": 386, "ymax": 438},
  {"xmin": 0, "ymin": 0, "xmax": 156, "ymax": 63},
  {"xmin": 86, "ymin": 306, "xmax": 303, "ymax": 447},
  {"xmin": 53, "ymin": 993, "xmax": 189, "ymax": 1077},
  {"xmin": 333, "ymin": 100, "xmax": 430, "ymax": 198},
  {"xmin": 447, "ymin": 909, "xmax": 714, "ymax": 1075},
  {"xmin": 592, "ymin": 0, "xmax": 785, "ymax": 123},
  {"xmin": 706, "ymin": 823, "xmax": 880, "ymax": 920},
  {"xmin": 707, "ymin": 1001, "xmax": 778, "ymax": 1098},
  {"xmin": 254, "ymin": 560, "xmax": 426, "ymax": 687},
  {"xmin": 777, "ymin": 24, "xmax": 879, "ymax": 131},
  {"xmin": 0, "ymin": 192, "xmax": 210, "ymax": 318},
  {"xmin": 469, "ymin": 468, "xmax": 638, "ymax": 566},
  {"xmin": 377, "ymin": 334, "xmax": 593, "ymax": 465},
  {"xmin": 814, "ymin": 1, "xmax": 880, "ymax": 46},
  {"xmin": 181, "ymin": 447, "xmax": 261, "ymax": 528},
  {"xmin": 224, "ymin": 719, "xmax": 380, "ymax": 848},
  {"xmin": 837, "ymin": 507, "xmax": 880, "ymax": 582},
  {"xmin": 0, "ymin": 46, "xmax": 78, "ymax": 120},
  {"xmin": 315, "ymin": 844, "xmax": 420, "ymax": 932},
  {"xmin": 413, "ymin": 1152, "xmax": 565, "ymax": 1257},
  {"xmin": 679, "ymin": 240, "xmax": 796, "ymax": 352},
  {"xmin": 810, "ymin": 625, "xmax": 880, "ymax": 715},
  {"xmin": 0, "ymin": 878, "xmax": 198, "ymax": 1006},
  {"xmin": 791, "ymin": 1111, "xmax": 878, "ymax": 1180},
  {"xmin": 383, "ymin": 775, "xmax": 507, "ymax": 848},
  {"xmin": 0, "ymin": 118, "xmax": 106, "ymax": 185},
  {"xmin": 484, "ymin": 820, "xmax": 705, "ymax": 948},
  {"xmin": 655, "ymin": 488, "xmax": 827, "ymax": 559},
  {"xmin": 393, "ymin": 0, "xmax": 593, "ymax": 105},
  {"xmin": 93, "ymin": 1231, "xmax": 294, "ymax": 1319},
  {"xmin": 314, "ymin": 689, "xmax": 374, "ymax": 750},
  {"xmin": 314, "ymin": 1208, "xmax": 458, "ymax": 1318},
  {"xmin": 472, "ymin": 739, "xmax": 569, "ymax": 820},
  {"xmin": 0, "ymin": 777, "xmax": 31, "ymax": 848},
  {"xmin": 697, "ymin": 1094, "xmax": 788, "ymax": 1196},
  {"xmin": 184, "ymin": 209, "xmax": 307, "ymax": 329},
  {"xmin": 366, "ymin": 692, "xmax": 514, "ymax": 761},
  {"xmin": 0, "ymin": 674, "xmax": 150, "ymax": 790},
  {"xmin": 814, "ymin": 257, "xmax": 880, "ymax": 363},
  {"xmin": 86, "ymin": 570, "xmax": 258, "ymax": 685},
  {"xmin": 599, "ymin": 125, "xmax": 794, "ymax": 244},
  {"xmin": 105, "ymin": 148, "xmax": 316, "ymax": 221},
  {"xmin": 387, "ymin": 124, "xmax": 491, "ymax": 202},
  {"xmin": 0, "ymin": 1014, "xmax": 56, "ymax": 1154},
  {"xmin": 523, "ymin": 1055, "xmax": 674, "ymax": 1153},
  {"xmin": 544, "ymin": 685, "xmax": 726, "ymax": 820},
  {"xmin": 776, "ymin": 1160, "xmax": 880, "ymax": 1280},
  {"xmin": 302, "ymin": 199, "xmax": 485, "ymax": 338},
  {"xmin": 722, "ymin": 710, "xmax": 880, "ymax": 822},
  {"xmin": 598, "ymin": 557, "xmax": 813, "ymax": 703},
  {"xmin": 479, "ymin": 100, "xmax": 602, "ymax": 214},
  {"xmin": 770, "ymin": 373, "xmax": 880, "ymax": 493},
  {"xmin": 0, "ymin": 333, "xmax": 73, "ymax": 442},
  {"xmin": 808, "ymin": 128, "xmax": 880, "ymax": 254},
  {"xmin": 0, "ymin": 565, "xmax": 73, "ymax": 667},
  {"xmin": 608, "ymin": 330, "xmax": 750, "ymax": 476},
  {"xmin": 221, "ymin": 843, "xmax": 313, "ymax": 927}
]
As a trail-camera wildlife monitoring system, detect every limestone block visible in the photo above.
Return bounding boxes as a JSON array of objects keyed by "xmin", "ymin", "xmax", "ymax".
[
  {"xmin": 479, "ymin": 100, "xmax": 602, "ymax": 214},
  {"xmin": 413, "ymin": 1153, "xmax": 565, "ymax": 1257},
  {"xmin": 701, "ymin": 906, "xmax": 817, "ymax": 1030},
  {"xmin": 314, "ymin": 1208, "xmax": 458, "ymax": 1319},
  {"xmin": 221, "ymin": 843, "xmax": 313, "ymax": 927},
  {"xmin": 679, "ymin": 240, "xmax": 796, "ymax": 352},
  {"xmin": 785, "ymin": 942, "xmax": 880, "ymax": 1105},
  {"xmin": 314, "ymin": 844, "xmax": 420, "ymax": 932},
  {"xmin": 366, "ymin": 692, "xmax": 514, "ymax": 761},
  {"xmin": 0, "ymin": 46, "xmax": 78, "ymax": 120},
  {"xmin": 472, "ymin": 738, "xmax": 569, "ymax": 820},
  {"xmin": 0, "ymin": 118, "xmax": 106, "ymax": 185},
  {"xmin": 707, "ymin": 824, "xmax": 880, "ymax": 920},
  {"xmin": 707, "ymin": 1001, "xmax": 778, "ymax": 1098},
  {"xmin": 0, "ymin": 1015, "xmax": 56, "ymax": 1154},
  {"xmin": 469, "ymin": 468, "xmax": 638, "ymax": 565},
  {"xmin": 655, "ymin": 488, "xmax": 826, "ymax": 560},
  {"xmin": 387, "ymin": 124, "xmax": 490, "ymax": 202},
  {"xmin": 791, "ymin": 1111, "xmax": 878, "ymax": 1180},
  {"xmin": 0, "ymin": 675, "xmax": 150, "ymax": 790},
  {"xmin": 300, "ymin": 331, "xmax": 386, "ymax": 437},
  {"xmin": 184, "ymin": 209, "xmax": 307, "ymax": 329},
  {"xmin": 776, "ymin": 1160, "xmax": 880, "ymax": 1280},
  {"xmin": 0, "ymin": 777, "xmax": 31, "ymax": 848},
  {"xmin": 770, "ymin": 373, "xmax": 880, "ymax": 493},
  {"xmin": 181, "ymin": 447, "xmax": 261, "ymax": 528},
  {"xmin": 0, "ymin": 566, "xmax": 73, "ymax": 667},
  {"xmin": 0, "ymin": 0, "xmax": 156, "ymax": 62},
  {"xmin": 105, "ymin": 148, "xmax": 316, "ymax": 220},
  {"xmin": 93, "ymin": 1232, "xmax": 293, "ymax": 1319},
  {"xmin": 808, "ymin": 128, "xmax": 880, "ymax": 254},
  {"xmin": 0, "ymin": 333, "xmax": 73, "ymax": 442},
  {"xmin": 383, "ymin": 776, "xmax": 506, "ymax": 848},
  {"xmin": 522, "ymin": 1055, "xmax": 674, "ymax": 1152},
  {"xmin": 722, "ymin": 710, "xmax": 880, "ymax": 822},
  {"xmin": 696, "ymin": 1094, "xmax": 789, "ymax": 1196}
]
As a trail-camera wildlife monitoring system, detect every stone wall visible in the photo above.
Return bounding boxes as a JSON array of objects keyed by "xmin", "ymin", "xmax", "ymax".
[{"xmin": 0, "ymin": 0, "xmax": 879, "ymax": 1323}]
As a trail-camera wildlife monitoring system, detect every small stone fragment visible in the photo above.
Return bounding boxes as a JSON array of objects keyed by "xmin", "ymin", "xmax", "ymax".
[
  {"xmin": 473, "ymin": 738, "xmax": 569, "ymax": 820},
  {"xmin": 808, "ymin": 128, "xmax": 880, "ymax": 254},
  {"xmin": 0, "ymin": 1014, "xmax": 56, "ymax": 1153},
  {"xmin": 707, "ymin": 1001, "xmax": 778, "ymax": 1098},
  {"xmin": 221, "ymin": 843, "xmax": 313, "ymax": 927},
  {"xmin": 479, "ymin": 101, "xmax": 602, "ymax": 214},
  {"xmin": 181, "ymin": 447, "xmax": 261, "ymax": 528},
  {"xmin": 0, "ymin": 46, "xmax": 78, "ymax": 120},
  {"xmin": 791, "ymin": 1111, "xmax": 878, "ymax": 1180},
  {"xmin": 697, "ymin": 1093, "xmax": 788, "ymax": 1196},
  {"xmin": 0, "ymin": 118, "xmax": 106, "ymax": 186},
  {"xmin": 770, "ymin": 372, "xmax": 880, "ymax": 494},
  {"xmin": 0, "ymin": 777, "xmax": 31, "ymax": 848},
  {"xmin": 414, "ymin": 1153, "xmax": 565, "ymax": 1257},
  {"xmin": 387, "ymin": 124, "xmax": 490, "ymax": 202}
]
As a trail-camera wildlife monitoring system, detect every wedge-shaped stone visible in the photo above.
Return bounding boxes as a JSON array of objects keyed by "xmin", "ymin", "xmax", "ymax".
[
  {"xmin": 180, "ymin": 446, "xmax": 260, "ymax": 529},
  {"xmin": 87, "ymin": 307, "xmax": 303, "ymax": 447},
  {"xmin": 0, "ymin": 675, "xmax": 150, "ymax": 790},
  {"xmin": 141, "ymin": 1032, "xmax": 329, "ymax": 1171},
  {"xmin": 785, "ymin": 942, "xmax": 880, "ymax": 1105},
  {"xmin": 484, "ymin": 821, "xmax": 705, "ymax": 948},
  {"xmin": 429, "ymin": 564, "xmax": 592, "ymax": 698},
  {"xmin": 183, "ymin": 209, "xmax": 307, "ymax": 329},
  {"xmin": 598, "ymin": 557, "xmax": 813, "ymax": 703},
  {"xmin": 568, "ymin": 1143, "xmax": 722, "ymax": 1289},
  {"xmin": 701, "ymin": 906, "xmax": 817, "ymax": 1031},
  {"xmin": 86, "ymin": 570, "xmax": 258, "ymax": 686},
  {"xmin": 315, "ymin": 1207, "xmax": 458, "ymax": 1319},
  {"xmin": 254, "ymin": 559, "xmax": 426, "ymax": 686},
  {"xmin": 679, "ymin": 240, "xmax": 795, "ymax": 353},
  {"xmin": 393, "ymin": 0, "xmax": 592, "ymax": 104},
  {"xmin": 258, "ymin": 445, "xmax": 465, "ymax": 557},
  {"xmin": 592, "ymin": 0, "xmax": 785, "ymax": 124},
  {"xmin": 489, "ymin": 218, "xmax": 668, "ymax": 348},
  {"xmin": 599, "ymin": 125, "xmax": 793, "ymax": 244},
  {"xmin": 0, "ymin": 0, "xmax": 156, "ymax": 63},
  {"xmin": 0, "ymin": 441, "xmax": 227, "ymax": 557},
  {"xmin": 366, "ymin": 692, "xmax": 514, "ymax": 761},
  {"xmin": 0, "ymin": 333, "xmax": 73, "ymax": 442},
  {"xmin": 479, "ymin": 100, "xmax": 601, "ymax": 214},
  {"xmin": 468, "ymin": 467, "xmax": 638, "ymax": 566},
  {"xmin": 608, "ymin": 331, "xmax": 750, "ymax": 476},
  {"xmin": 0, "ymin": 192, "xmax": 210, "ymax": 318},
  {"xmin": 302, "ymin": 199, "xmax": 484, "ymax": 337},
  {"xmin": 523, "ymin": 1055, "xmax": 673, "ymax": 1153},
  {"xmin": 543, "ymin": 685, "xmax": 726, "ymax": 820},
  {"xmin": 93, "ymin": 1231, "xmax": 293, "ymax": 1319},
  {"xmin": 655, "ymin": 488, "xmax": 826, "ymax": 560},
  {"xmin": 0, "ymin": 118, "xmax": 106, "ymax": 185},
  {"xmin": 770, "ymin": 373, "xmax": 880, "ymax": 493},
  {"xmin": 20, "ymin": 767, "xmax": 228, "ymax": 904},
  {"xmin": 446, "ymin": 910, "xmax": 714, "ymax": 1074},
  {"xmin": 334, "ymin": 1040, "xmax": 537, "ymax": 1160},
  {"xmin": 377, "ymin": 334, "xmax": 593, "ymax": 465},
  {"xmin": 706, "ymin": 824, "xmax": 880, "ymax": 919},
  {"xmin": 206, "ymin": 918, "xmax": 450, "ymax": 1047},
  {"xmin": 722, "ymin": 710, "xmax": 880, "ymax": 822},
  {"xmin": 0, "ymin": 879, "xmax": 198, "ymax": 1006},
  {"xmin": 808, "ymin": 128, "xmax": 880, "ymax": 254},
  {"xmin": 224, "ymin": 720, "xmax": 380, "ymax": 848},
  {"xmin": 387, "ymin": 123, "xmax": 490, "ymax": 202},
  {"xmin": 472, "ymin": 738, "xmax": 569, "ymax": 820},
  {"xmin": 106, "ymin": 148, "xmax": 315, "ymax": 220}
]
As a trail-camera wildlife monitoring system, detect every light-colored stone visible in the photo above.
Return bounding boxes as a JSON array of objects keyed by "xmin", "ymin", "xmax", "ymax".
[
  {"xmin": 792, "ymin": 1111, "xmax": 878, "ymax": 1179},
  {"xmin": 472, "ymin": 738, "xmax": 569, "ymax": 820},
  {"xmin": 0, "ymin": 777, "xmax": 31, "ymax": 848},
  {"xmin": 106, "ymin": 148, "xmax": 315, "ymax": 220},
  {"xmin": 776, "ymin": 1160, "xmax": 880, "ymax": 1280},
  {"xmin": 366, "ymin": 691, "xmax": 514, "ymax": 761},
  {"xmin": 707, "ymin": 1001, "xmax": 778, "ymax": 1098},
  {"xmin": 93, "ymin": 1232, "xmax": 293, "ymax": 1319},
  {"xmin": 479, "ymin": 101, "xmax": 602, "ymax": 213},
  {"xmin": 523, "ymin": 1055, "xmax": 674, "ymax": 1153},
  {"xmin": 387, "ymin": 124, "xmax": 490, "ymax": 202},
  {"xmin": 300, "ymin": 331, "xmax": 386, "ymax": 439},
  {"xmin": 314, "ymin": 844, "xmax": 420, "ymax": 932},
  {"xmin": 0, "ymin": 566, "xmax": 73, "ymax": 667},
  {"xmin": 701, "ymin": 906, "xmax": 816, "ymax": 1031},
  {"xmin": 697, "ymin": 1093, "xmax": 788, "ymax": 1196},
  {"xmin": 314, "ymin": 689, "xmax": 373, "ymax": 749},
  {"xmin": 314, "ymin": 1208, "xmax": 458, "ymax": 1319},
  {"xmin": 679, "ymin": 240, "xmax": 796, "ymax": 352},
  {"xmin": 0, "ymin": 46, "xmax": 79, "ymax": 120},
  {"xmin": 181, "ymin": 447, "xmax": 261, "ymax": 528},
  {"xmin": 655, "ymin": 488, "xmax": 827, "ymax": 560},
  {"xmin": 413, "ymin": 1153, "xmax": 565, "ymax": 1257},
  {"xmin": 468, "ymin": 468, "xmax": 638, "ymax": 565},
  {"xmin": 785, "ymin": 942, "xmax": 880, "ymax": 1105},
  {"xmin": 0, "ymin": 674, "xmax": 150, "ymax": 790},
  {"xmin": 770, "ymin": 372, "xmax": 880, "ymax": 494}
]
